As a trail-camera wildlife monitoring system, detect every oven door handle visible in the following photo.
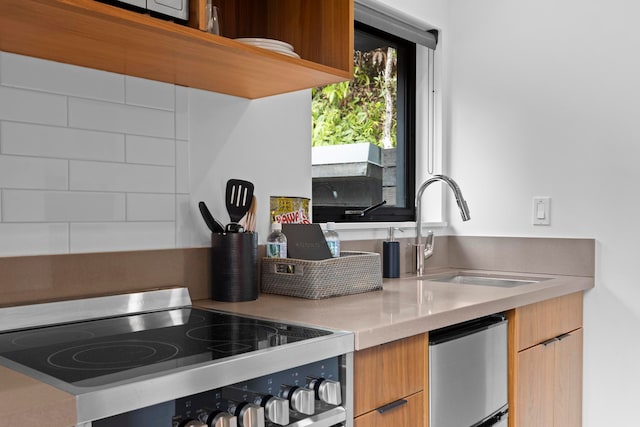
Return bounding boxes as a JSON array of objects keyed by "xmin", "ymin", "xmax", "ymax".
[{"xmin": 376, "ymin": 398, "xmax": 408, "ymax": 414}]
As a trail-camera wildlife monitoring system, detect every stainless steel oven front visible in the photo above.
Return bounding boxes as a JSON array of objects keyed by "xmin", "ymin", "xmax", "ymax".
[
  {"xmin": 0, "ymin": 288, "xmax": 354, "ymax": 427},
  {"xmin": 91, "ymin": 354, "xmax": 352, "ymax": 427}
]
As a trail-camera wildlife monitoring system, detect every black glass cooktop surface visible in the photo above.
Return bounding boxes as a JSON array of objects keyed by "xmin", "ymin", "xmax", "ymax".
[{"xmin": 0, "ymin": 308, "xmax": 331, "ymax": 387}]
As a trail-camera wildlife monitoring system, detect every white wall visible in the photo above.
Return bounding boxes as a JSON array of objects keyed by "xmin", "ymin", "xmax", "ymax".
[
  {"xmin": 441, "ymin": 0, "xmax": 640, "ymax": 424},
  {"xmin": 0, "ymin": 52, "xmax": 311, "ymax": 256},
  {"xmin": 182, "ymin": 88, "xmax": 312, "ymax": 247}
]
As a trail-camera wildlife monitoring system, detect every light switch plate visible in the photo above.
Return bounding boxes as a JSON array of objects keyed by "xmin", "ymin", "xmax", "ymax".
[{"xmin": 533, "ymin": 197, "xmax": 551, "ymax": 225}]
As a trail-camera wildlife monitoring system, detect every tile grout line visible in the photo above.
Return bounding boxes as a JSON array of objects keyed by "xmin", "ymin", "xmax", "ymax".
[
  {"xmin": 174, "ymin": 84, "xmax": 178, "ymax": 249},
  {"xmin": 67, "ymin": 91, "xmax": 71, "ymax": 253},
  {"xmin": 67, "ymin": 81, "xmax": 73, "ymax": 250},
  {"xmin": 68, "ymin": 152, "xmax": 72, "ymax": 252}
]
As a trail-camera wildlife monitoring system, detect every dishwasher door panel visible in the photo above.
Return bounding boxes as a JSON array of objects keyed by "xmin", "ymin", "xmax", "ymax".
[{"xmin": 429, "ymin": 319, "xmax": 508, "ymax": 427}]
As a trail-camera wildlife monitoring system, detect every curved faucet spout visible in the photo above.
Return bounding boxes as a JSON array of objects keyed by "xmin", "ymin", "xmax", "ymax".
[{"xmin": 415, "ymin": 174, "xmax": 470, "ymax": 274}]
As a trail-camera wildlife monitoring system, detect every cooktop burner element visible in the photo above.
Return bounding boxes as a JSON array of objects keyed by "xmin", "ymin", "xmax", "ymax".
[
  {"xmin": 47, "ymin": 340, "xmax": 181, "ymax": 371},
  {"xmin": 186, "ymin": 323, "xmax": 279, "ymax": 342},
  {"xmin": 0, "ymin": 307, "xmax": 331, "ymax": 387}
]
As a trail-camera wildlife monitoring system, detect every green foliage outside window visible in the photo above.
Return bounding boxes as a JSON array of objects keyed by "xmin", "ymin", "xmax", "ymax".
[{"xmin": 312, "ymin": 47, "xmax": 398, "ymax": 148}]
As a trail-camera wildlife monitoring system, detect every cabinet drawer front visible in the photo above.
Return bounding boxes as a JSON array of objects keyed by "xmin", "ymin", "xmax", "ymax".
[
  {"xmin": 512, "ymin": 292, "xmax": 583, "ymax": 351},
  {"xmin": 515, "ymin": 341, "xmax": 555, "ymax": 427},
  {"xmin": 554, "ymin": 328, "xmax": 583, "ymax": 427},
  {"xmin": 354, "ymin": 334, "xmax": 426, "ymax": 417},
  {"xmin": 354, "ymin": 391, "xmax": 424, "ymax": 427}
]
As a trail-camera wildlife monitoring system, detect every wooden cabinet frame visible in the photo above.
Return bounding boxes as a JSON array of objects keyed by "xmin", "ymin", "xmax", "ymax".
[{"xmin": 0, "ymin": 0, "xmax": 353, "ymax": 99}]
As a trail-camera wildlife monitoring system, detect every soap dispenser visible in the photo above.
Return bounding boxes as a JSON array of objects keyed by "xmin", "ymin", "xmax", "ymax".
[{"xmin": 383, "ymin": 227, "xmax": 401, "ymax": 278}]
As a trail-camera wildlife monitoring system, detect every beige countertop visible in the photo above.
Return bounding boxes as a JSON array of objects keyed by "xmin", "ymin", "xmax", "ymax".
[
  {"xmin": 196, "ymin": 269, "xmax": 594, "ymax": 350},
  {"xmin": 0, "ymin": 366, "xmax": 76, "ymax": 426}
]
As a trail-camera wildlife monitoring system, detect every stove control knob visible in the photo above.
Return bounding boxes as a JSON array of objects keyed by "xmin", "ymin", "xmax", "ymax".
[
  {"xmin": 256, "ymin": 395, "xmax": 289, "ymax": 425},
  {"xmin": 281, "ymin": 386, "xmax": 315, "ymax": 415},
  {"xmin": 179, "ymin": 419, "xmax": 207, "ymax": 427},
  {"xmin": 233, "ymin": 402, "xmax": 264, "ymax": 427},
  {"xmin": 309, "ymin": 377, "xmax": 342, "ymax": 405},
  {"xmin": 206, "ymin": 411, "xmax": 237, "ymax": 427}
]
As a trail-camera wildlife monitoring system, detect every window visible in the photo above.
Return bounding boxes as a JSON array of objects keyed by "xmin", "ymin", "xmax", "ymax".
[{"xmin": 311, "ymin": 5, "xmax": 437, "ymax": 224}]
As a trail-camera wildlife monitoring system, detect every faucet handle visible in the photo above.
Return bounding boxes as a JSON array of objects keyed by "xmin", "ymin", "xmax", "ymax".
[{"xmin": 424, "ymin": 231, "xmax": 435, "ymax": 260}]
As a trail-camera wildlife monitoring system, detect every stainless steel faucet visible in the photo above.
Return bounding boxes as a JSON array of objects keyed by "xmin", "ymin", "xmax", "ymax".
[{"xmin": 414, "ymin": 174, "xmax": 471, "ymax": 275}]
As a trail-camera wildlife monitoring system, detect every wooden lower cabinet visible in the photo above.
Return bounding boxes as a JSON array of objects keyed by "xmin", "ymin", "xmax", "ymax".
[
  {"xmin": 351, "ymin": 292, "xmax": 584, "ymax": 427},
  {"xmin": 353, "ymin": 333, "xmax": 428, "ymax": 427},
  {"xmin": 508, "ymin": 293, "xmax": 583, "ymax": 427},
  {"xmin": 354, "ymin": 391, "xmax": 424, "ymax": 427}
]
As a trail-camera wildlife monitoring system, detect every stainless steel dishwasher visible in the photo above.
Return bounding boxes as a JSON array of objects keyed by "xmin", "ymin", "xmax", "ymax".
[{"xmin": 429, "ymin": 314, "xmax": 508, "ymax": 427}]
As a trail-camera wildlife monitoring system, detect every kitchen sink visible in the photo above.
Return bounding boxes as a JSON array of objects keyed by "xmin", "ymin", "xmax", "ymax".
[{"xmin": 428, "ymin": 273, "xmax": 547, "ymax": 288}]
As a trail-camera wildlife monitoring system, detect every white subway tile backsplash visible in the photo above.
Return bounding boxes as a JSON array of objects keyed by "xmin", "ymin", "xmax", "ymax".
[
  {"xmin": 176, "ymin": 85, "xmax": 189, "ymax": 140},
  {"xmin": 0, "ymin": 155, "xmax": 68, "ymax": 190},
  {"xmin": 176, "ymin": 140, "xmax": 189, "ymax": 194},
  {"xmin": 3, "ymin": 190, "xmax": 125, "ymax": 222},
  {"xmin": 70, "ymin": 160, "xmax": 174, "ymax": 193},
  {"xmin": 127, "ymin": 193, "xmax": 175, "ymax": 221},
  {"xmin": 1, "ymin": 122, "xmax": 125, "ymax": 162},
  {"xmin": 125, "ymin": 76, "xmax": 175, "ymax": 111},
  {"xmin": 0, "ymin": 86, "xmax": 67, "ymax": 126},
  {"xmin": 69, "ymin": 98, "xmax": 174, "ymax": 138},
  {"xmin": 70, "ymin": 222, "xmax": 175, "ymax": 253},
  {"xmin": 0, "ymin": 223, "xmax": 69, "ymax": 256},
  {"xmin": 0, "ymin": 52, "xmax": 125, "ymax": 102},
  {"xmin": 126, "ymin": 135, "xmax": 175, "ymax": 166},
  {"xmin": 0, "ymin": 54, "xmax": 198, "ymax": 257}
]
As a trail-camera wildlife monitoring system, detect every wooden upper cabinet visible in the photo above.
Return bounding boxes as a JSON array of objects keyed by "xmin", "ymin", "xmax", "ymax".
[{"xmin": 0, "ymin": 0, "xmax": 354, "ymax": 99}]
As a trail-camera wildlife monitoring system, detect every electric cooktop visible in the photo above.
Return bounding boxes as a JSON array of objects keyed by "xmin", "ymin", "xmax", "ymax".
[
  {"xmin": 0, "ymin": 288, "xmax": 354, "ymax": 424},
  {"xmin": 0, "ymin": 307, "xmax": 331, "ymax": 388}
]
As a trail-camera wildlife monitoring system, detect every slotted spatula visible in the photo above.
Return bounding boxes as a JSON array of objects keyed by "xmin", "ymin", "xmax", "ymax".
[{"xmin": 225, "ymin": 179, "xmax": 255, "ymax": 225}]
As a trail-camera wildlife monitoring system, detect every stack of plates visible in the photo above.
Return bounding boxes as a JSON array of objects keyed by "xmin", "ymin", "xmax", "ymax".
[{"xmin": 234, "ymin": 38, "xmax": 300, "ymax": 59}]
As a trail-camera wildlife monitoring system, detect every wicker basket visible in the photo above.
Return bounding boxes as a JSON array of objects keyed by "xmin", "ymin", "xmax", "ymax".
[{"xmin": 261, "ymin": 251, "xmax": 383, "ymax": 299}]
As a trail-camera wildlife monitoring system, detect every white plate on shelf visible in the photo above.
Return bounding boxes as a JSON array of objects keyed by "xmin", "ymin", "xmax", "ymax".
[
  {"xmin": 271, "ymin": 49, "xmax": 300, "ymax": 59},
  {"xmin": 247, "ymin": 44, "xmax": 300, "ymax": 58},
  {"xmin": 234, "ymin": 37, "xmax": 294, "ymax": 51}
]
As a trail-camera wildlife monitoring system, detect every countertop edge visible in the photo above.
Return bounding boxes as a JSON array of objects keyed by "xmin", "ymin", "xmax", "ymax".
[
  {"xmin": 353, "ymin": 276, "xmax": 593, "ymax": 349},
  {"xmin": 195, "ymin": 271, "xmax": 594, "ymax": 351}
]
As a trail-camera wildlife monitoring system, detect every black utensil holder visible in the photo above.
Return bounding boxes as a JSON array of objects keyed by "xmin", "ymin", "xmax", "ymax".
[{"xmin": 211, "ymin": 232, "xmax": 258, "ymax": 302}]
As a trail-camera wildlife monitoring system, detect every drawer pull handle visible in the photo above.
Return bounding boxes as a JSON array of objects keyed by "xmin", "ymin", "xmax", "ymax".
[
  {"xmin": 556, "ymin": 332, "xmax": 571, "ymax": 341},
  {"xmin": 541, "ymin": 337, "xmax": 559, "ymax": 346},
  {"xmin": 376, "ymin": 399, "xmax": 408, "ymax": 414}
]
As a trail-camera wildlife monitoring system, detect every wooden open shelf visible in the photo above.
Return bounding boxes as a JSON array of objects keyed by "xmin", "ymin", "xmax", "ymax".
[{"xmin": 0, "ymin": 0, "xmax": 354, "ymax": 99}]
